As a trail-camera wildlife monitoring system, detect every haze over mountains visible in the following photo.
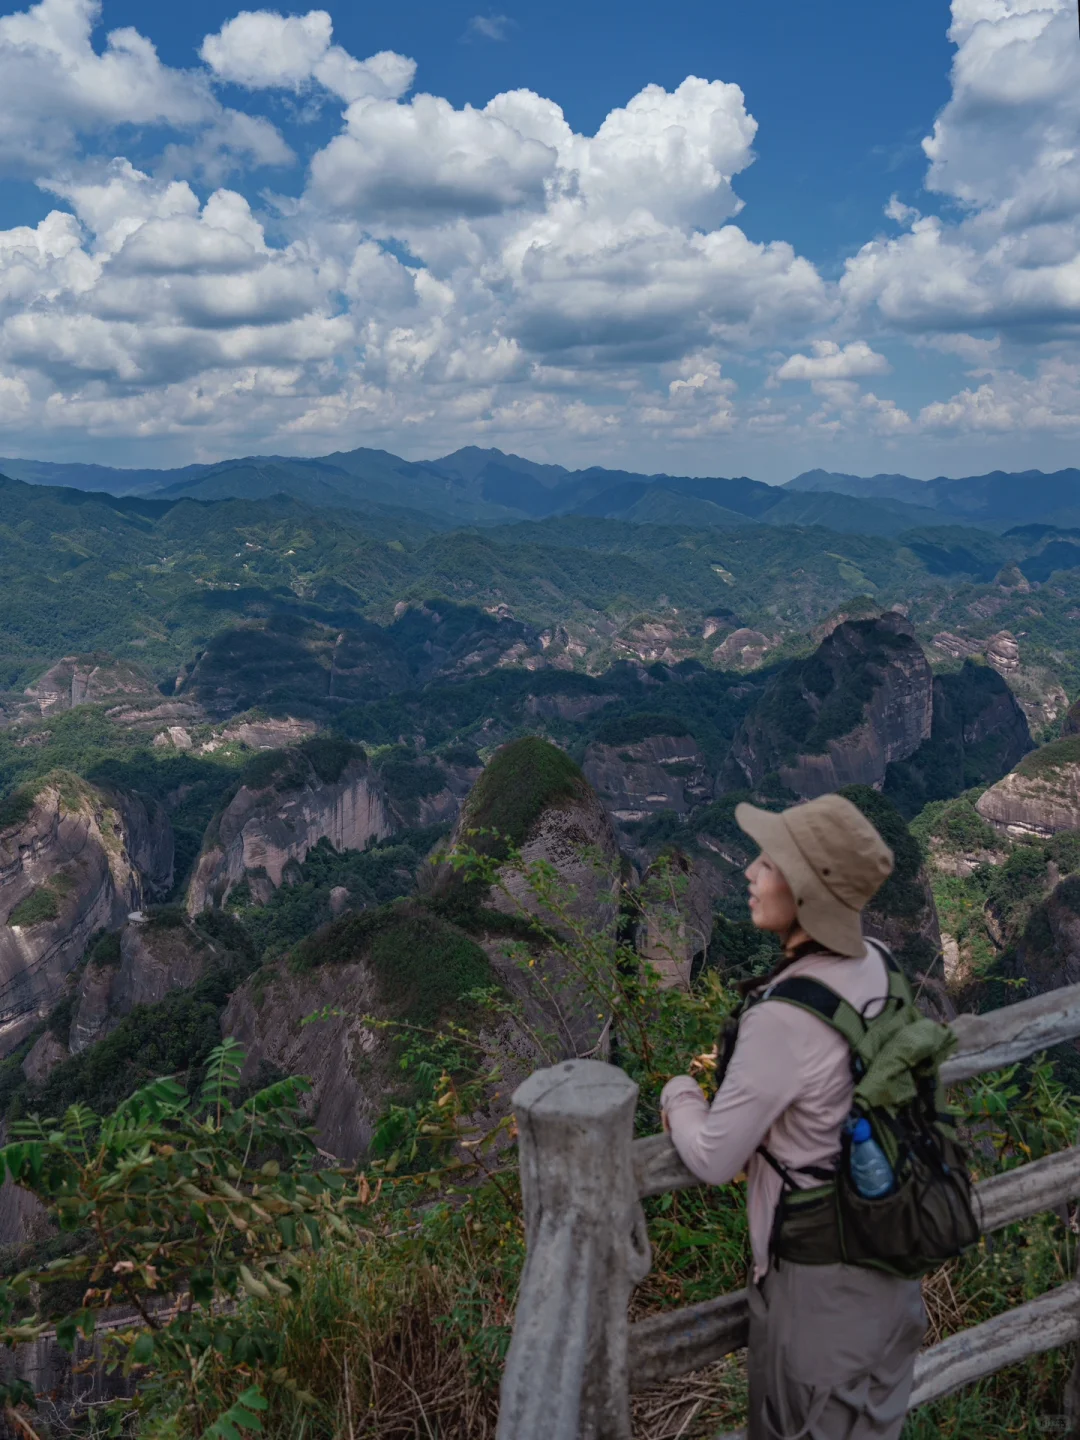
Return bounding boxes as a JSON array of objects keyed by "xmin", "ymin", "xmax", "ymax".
[{"xmin": 4, "ymin": 447, "xmax": 1080, "ymax": 540}]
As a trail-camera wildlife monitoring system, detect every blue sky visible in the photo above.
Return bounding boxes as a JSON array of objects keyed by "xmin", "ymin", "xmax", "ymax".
[{"xmin": 0, "ymin": 0, "xmax": 1076, "ymax": 480}]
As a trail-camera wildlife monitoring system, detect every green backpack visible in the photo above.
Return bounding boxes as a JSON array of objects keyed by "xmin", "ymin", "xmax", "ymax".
[{"xmin": 727, "ymin": 941, "xmax": 980, "ymax": 1279}]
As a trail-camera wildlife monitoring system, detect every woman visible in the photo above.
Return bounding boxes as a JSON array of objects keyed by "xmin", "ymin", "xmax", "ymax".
[{"xmin": 660, "ymin": 792, "xmax": 926, "ymax": 1440}]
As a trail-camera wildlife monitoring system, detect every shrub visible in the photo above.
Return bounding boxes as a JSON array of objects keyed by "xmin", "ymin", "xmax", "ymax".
[
  {"xmin": 8, "ymin": 886, "xmax": 59, "ymax": 927},
  {"xmin": 838, "ymin": 784, "xmax": 925, "ymax": 919},
  {"xmin": 0, "ymin": 784, "xmax": 35, "ymax": 832},
  {"xmin": 594, "ymin": 711, "xmax": 691, "ymax": 746},
  {"xmin": 461, "ymin": 736, "xmax": 588, "ymax": 854}
]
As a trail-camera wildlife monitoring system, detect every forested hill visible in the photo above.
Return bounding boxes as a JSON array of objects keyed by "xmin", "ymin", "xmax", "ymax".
[
  {"xmin": 4, "ymin": 445, "xmax": 1080, "ymax": 534},
  {"xmin": 3, "ymin": 469, "xmax": 1080, "ymax": 701}
]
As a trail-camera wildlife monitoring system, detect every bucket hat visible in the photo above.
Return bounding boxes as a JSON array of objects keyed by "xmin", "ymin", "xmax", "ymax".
[{"xmin": 734, "ymin": 793, "xmax": 893, "ymax": 957}]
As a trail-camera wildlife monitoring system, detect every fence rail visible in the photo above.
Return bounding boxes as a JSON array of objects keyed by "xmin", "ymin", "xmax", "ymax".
[{"xmin": 496, "ymin": 980, "xmax": 1080, "ymax": 1440}]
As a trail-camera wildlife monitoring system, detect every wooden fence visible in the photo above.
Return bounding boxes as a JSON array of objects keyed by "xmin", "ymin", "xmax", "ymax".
[{"xmin": 495, "ymin": 980, "xmax": 1080, "ymax": 1440}]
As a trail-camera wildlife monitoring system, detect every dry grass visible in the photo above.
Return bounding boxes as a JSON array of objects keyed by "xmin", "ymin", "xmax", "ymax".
[{"xmin": 632, "ymin": 1357, "xmax": 746, "ymax": 1440}]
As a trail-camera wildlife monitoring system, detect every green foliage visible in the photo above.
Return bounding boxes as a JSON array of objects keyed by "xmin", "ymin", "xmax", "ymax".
[
  {"xmin": 87, "ymin": 929, "xmax": 123, "ymax": 968},
  {"xmin": 0, "ymin": 1039, "xmax": 369, "ymax": 1437},
  {"xmin": 292, "ymin": 902, "xmax": 494, "ymax": 1031},
  {"xmin": 986, "ymin": 845, "xmax": 1050, "ymax": 930},
  {"xmin": 233, "ymin": 828, "xmax": 445, "ymax": 958},
  {"xmin": 8, "ymin": 885, "xmax": 60, "ymax": 927},
  {"xmin": 461, "ymin": 736, "xmax": 588, "ymax": 857},
  {"xmin": 0, "ymin": 783, "xmax": 35, "ymax": 831},
  {"xmin": 374, "ymin": 746, "xmax": 446, "ymax": 822},
  {"xmin": 910, "ymin": 795, "xmax": 999, "ymax": 855},
  {"xmin": 5, "ymin": 915, "xmax": 258, "ymax": 1123},
  {"xmin": 1014, "ymin": 732, "xmax": 1080, "ymax": 783},
  {"xmin": 593, "ymin": 711, "xmax": 690, "ymax": 745},
  {"xmin": 838, "ymin": 784, "xmax": 926, "ymax": 919}
]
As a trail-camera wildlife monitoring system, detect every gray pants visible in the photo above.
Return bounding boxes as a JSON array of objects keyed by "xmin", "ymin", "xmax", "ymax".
[{"xmin": 746, "ymin": 1260, "xmax": 926, "ymax": 1439}]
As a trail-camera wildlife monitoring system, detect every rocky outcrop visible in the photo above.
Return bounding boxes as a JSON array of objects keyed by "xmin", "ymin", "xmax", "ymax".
[
  {"xmin": 0, "ymin": 777, "xmax": 175, "ymax": 1052},
  {"xmin": 638, "ymin": 853, "xmax": 721, "ymax": 991},
  {"xmin": 23, "ymin": 654, "xmax": 156, "ymax": 717},
  {"xmin": 221, "ymin": 960, "xmax": 383, "ymax": 1162},
  {"xmin": 1065, "ymin": 697, "xmax": 1080, "ymax": 737},
  {"xmin": 883, "ymin": 661, "xmax": 1033, "ymax": 816},
  {"xmin": 186, "ymin": 749, "xmax": 391, "ymax": 912},
  {"xmin": 67, "ymin": 917, "xmax": 209, "ymax": 1054},
  {"xmin": 525, "ymin": 691, "xmax": 618, "ymax": 723},
  {"xmin": 1011, "ymin": 875, "xmax": 1080, "ymax": 996},
  {"xmin": 583, "ymin": 732, "xmax": 711, "ymax": 828},
  {"xmin": 712, "ymin": 628, "xmax": 773, "ymax": 669},
  {"xmin": 976, "ymin": 736, "xmax": 1080, "ymax": 837},
  {"xmin": 728, "ymin": 614, "xmax": 933, "ymax": 798}
]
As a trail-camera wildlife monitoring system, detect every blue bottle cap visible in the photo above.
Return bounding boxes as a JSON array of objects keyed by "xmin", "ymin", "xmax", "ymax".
[{"xmin": 851, "ymin": 1117, "xmax": 872, "ymax": 1143}]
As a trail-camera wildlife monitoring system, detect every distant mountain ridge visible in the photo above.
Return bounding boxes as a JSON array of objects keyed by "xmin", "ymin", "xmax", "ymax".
[
  {"xmin": 787, "ymin": 467, "xmax": 1080, "ymax": 530},
  {"xmin": 3, "ymin": 448, "xmax": 1080, "ymax": 537}
]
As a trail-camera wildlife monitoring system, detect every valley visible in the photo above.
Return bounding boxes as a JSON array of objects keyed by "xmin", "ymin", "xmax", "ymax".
[{"xmin": 2, "ymin": 450, "xmax": 1080, "ymax": 1434}]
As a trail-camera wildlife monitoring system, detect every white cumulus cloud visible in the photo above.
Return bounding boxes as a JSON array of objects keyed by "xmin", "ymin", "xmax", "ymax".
[
  {"xmin": 776, "ymin": 340, "xmax": 890, "ymax": 382},
  {"xmin": 200, "ymin": 10, "xmax": 415, "ymax": 103}
]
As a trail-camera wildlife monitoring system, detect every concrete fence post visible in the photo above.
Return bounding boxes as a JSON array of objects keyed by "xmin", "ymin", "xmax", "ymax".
[{"xmin": 496, "ymin": 1059, "xmax": 651, "ymax": 1440}]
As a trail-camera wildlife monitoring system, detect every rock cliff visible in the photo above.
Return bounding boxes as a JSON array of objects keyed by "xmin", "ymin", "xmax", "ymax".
[
  {"xmin": 583, "ymin": 730, "xmax": 711, "ymax": 830},
  {"xmin": 727, "ymin": 614, "xmax": 933, "ymax": 798},
  {"xmin": 67, "ymin": 916, "xmax": 211, "ymax": 1054},
  {"xmin": 21, "ymin": 654, "xmax": 157, "ymax": 718},
  {"xmin": 883, "ymin": 661, "xmax": 1033, "ymax": 816},
  {"xmin": 0, "ymin": 776, "xmax": 174, "ymax": 1051},
  {"xmin": 976, "ymin": 735, "xmax": 1080, "ymax": 837},
  {"xmin": 454, "ymin": 736, "xmax": 620, "ymax": 938},
  {"xmin": 186, "ymin": 742, "xmax": 391, "ymax": 912},
  {"xmin": 1012, "ymin": 875, "xmax": 1080, "ymax": 996}
]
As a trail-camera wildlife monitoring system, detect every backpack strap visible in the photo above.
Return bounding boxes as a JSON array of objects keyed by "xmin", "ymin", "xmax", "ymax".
[{"xmin": 751, "ymin": 973, "xmax": 869, "ymax": 1052}]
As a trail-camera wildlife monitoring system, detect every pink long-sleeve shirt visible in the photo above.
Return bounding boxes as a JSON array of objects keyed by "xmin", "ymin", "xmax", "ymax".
[{"xmin": 660, "ymin": 945, "xmax": 888, "ymax": 1278}]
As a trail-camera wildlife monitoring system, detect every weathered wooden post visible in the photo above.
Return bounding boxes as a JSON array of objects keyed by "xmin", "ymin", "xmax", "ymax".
[{"xmin": 496, "ymin": 1059, "xmax": 650, "ymax": 1440}]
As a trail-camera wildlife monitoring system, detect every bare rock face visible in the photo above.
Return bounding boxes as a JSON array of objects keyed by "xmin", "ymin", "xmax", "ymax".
[
  {"xmin": 525, "ymin": 691, "xmax": 618, "ymax": 723},
  {"xmin": 883, "ymin": 661, "xmax": 1033, "ymax": 816},
  {"xmin": 1011, "ymin": 876, "xmax": 1080, "ymax": 996},
  {"xmin": 638, "ymin": 854, "xmax": 721, "ymax": 991},
  {"xmin": 68, "ymin": 918, "xmax": 209, "ymax": 1054},
  {"xmin": 221, "ymin": 961, "xmax": 383, "ymax": 1162},
  {"xmin": 728, "ymin": 614, "xmax": 933, "ymax": 799},
  {"xmin": 985, "ymin": 631, "xmax": 1020, "ymax": 675},
  {"xmin": 23, "ymin": 654, "xmax": 156, "ymax": 718},
  {"xmin": 712, "ymin": 628, "xmax": 772, "ymax": 670},
  {"xmin": 21, "ymin": 1028, "xmax": 69, "ymax": 1085},
  {"xmin": 977, "ymin": 736, "xmax": 1080, "ymax": 837},
  {"xmin": 186, "ymin": 749, "xmax": 390, "ymax": 913},
  {"xmin": 0, "ymin": 777, "xmax": 174, "ymax": 1051},
  {"xmin": 583, "ymin": 732, "xmax": 711, "ymax": 829},
  {"xmin": 1065, "ymin": 697, "xmax": 1080, "ymax": 737}
]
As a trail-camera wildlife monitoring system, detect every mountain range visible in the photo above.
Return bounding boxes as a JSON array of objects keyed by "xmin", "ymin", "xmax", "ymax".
[{"xmin": 3, "ymin": 448, "xmax": 1080, "ymax": 539}]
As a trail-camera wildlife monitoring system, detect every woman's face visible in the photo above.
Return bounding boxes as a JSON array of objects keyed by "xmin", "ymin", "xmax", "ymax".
[{"xmin": 745, "ymin": 852, "xmax": 798, "ymax": 933}]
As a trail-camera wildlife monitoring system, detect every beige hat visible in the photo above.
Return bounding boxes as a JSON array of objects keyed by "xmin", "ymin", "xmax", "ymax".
[{"xmin": 734, "ymin": 793, "xmax": 894, "ymax": 957}]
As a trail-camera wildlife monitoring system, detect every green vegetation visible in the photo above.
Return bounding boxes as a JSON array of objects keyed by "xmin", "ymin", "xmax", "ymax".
[
  {"xmin": 291, "ymin": 901, "xmax": 494, "ymax": 1030},
  {"xmin": 0, "ymin": 783, "xmax": 34, "ymax": 831},
  {"xmin": 839, "ymin": 784, "xmax": 926, "ymax": 920},
  {"xmin": 1013, "ymin": 732, "xmax": 1080, "ymax": 782},
  {"xmin": 910, "ymin": 795, "xmax": 999, "ymax": 855},
  {"xmin": 373, "ymin": 746, "xmax": 446, "ymax": 821},
  {"xmin": 233, "ymin": 827, "xmax": 446, "ymax": 958},
  {"xmin": 593, "ymin": 711, "xmax": 691, "ymax": 745},
  {"xmin": 461, "ymin": 736, "xmax": 589, "ymax": 853},
  {"xmin": 3, "ymin": 912, "xmax": 257, "ymax": 1125},
  {"xmin": 7, "ymin": 885, "xmax": 60, "ymax": 927}
]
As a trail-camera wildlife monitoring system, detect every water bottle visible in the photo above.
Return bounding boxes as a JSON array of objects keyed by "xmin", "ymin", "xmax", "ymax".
[{"xmin": 847, "ymin": 1117, "xmax": 894, "ymax": 1198}]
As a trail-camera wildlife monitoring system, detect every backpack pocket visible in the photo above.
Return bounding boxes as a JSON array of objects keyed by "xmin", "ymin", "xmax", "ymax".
[{"xmin": 837, "ymin": 1131, "xmax": 980, "ymax": 1279}]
